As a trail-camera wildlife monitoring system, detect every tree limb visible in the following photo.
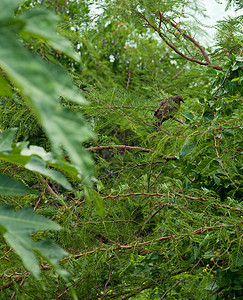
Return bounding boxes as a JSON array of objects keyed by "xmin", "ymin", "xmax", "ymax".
[{"xmin": 134, "ymin": 10, "xmax": 222, "ymax": 70}]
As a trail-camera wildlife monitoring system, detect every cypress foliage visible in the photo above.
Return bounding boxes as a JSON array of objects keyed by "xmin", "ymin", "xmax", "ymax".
[{"xmin": 0, "ymin": 0, "xmax": 242, "ymax": 299}]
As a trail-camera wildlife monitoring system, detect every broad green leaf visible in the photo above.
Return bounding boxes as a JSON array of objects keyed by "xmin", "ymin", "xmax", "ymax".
[
  {"xmin": 0, "ymin": 205, "xmax": 68, "ymax": 279},
  {"xmin": 0, "ymin": 174, "xmax": 36, "ymax": 196},
  {"xmin": 0, "ymin": 128, "xmax": 17, "ymax": 151},
  {"xmin": 21, "ymin": 8, "xmax": 80, "ymax": 62},
  {"xmin": 0, "ymin": 76, "xmax": 12, "ymax": 96},
  {"xmin": 0, "ymin": 25, "xmax": 94, "ymax": 186},
  {"xmin": 180, "ymin": 141, "xmax": 195, "ymax": 157},
  {"xmin": 84, "ymin": 187, "xmax": 104, "ymax": 217},
  {"xmin": 183, "ymin": 112, "xmax": 195, "ymax": 121},
  {"xmin": 204, "ymin": 282, "xmax": 218, "ymax": 291},
  {"xmin": 203, "ymin": 111, "xmax": 214, "ymax": 120},
  {"xmin": 0, "ymin": 135, "xmax": 73, "ymax": 190},
  {"xmin": 34, "ymin": 240, "xmax": 70, "ymax": 279},
  {"xmin": 25, "ymin": 156, "xmax": 72, "ymax": 190},
  {"xmin": 0, "ymin": 0, "xmax": 21, "ymax": 19},
  {"xmin": 231, "ymin": 77, "xmax": 240, "ymax": 82}
]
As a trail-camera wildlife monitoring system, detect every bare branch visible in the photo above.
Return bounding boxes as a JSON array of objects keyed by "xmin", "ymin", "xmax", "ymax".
[
  {"xmin": 101, "ymin": 268, "xmax": 113, "ymax": 300},
  {"xmin": 126, "ymin": 67, "xmax": 132, "ymax": 90},
  {"xmin": 133, "ymin": 9, "xmax": 222, "ymax": 70},
  {"xmin": 86, "ymin": 145, "xmax": 177, "ymax": 161},
  {"xmin": 86, "ymin": 145, "xmax": 153, "ymax": 153},
  {"xmin": 214, "ymin": 66, "xmax": 231, "ymax": 97}
]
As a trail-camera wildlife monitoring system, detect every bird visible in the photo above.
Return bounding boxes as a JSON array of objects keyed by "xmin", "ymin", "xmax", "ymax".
[{"xmin": 153, "ymin": 95, "xmax": 184, "ymax": 126}]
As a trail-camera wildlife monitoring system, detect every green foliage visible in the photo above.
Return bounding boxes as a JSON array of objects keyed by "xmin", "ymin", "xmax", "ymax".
[
  {"xmin": 0, "ymin": 0, "xmax": 94, "ymax": 187},
  {"xmin": 0, "ymin": 174, "xmax": 35, "ymax": 195},
  {"xmin": 0, "ymin": 0, "xmax": 242, "ymax": 299},
  {"xmin": 0, "ymin": 128, "xmax": 73, "ymax": 189},
  {"xmin": 0, "ymin": 205, "xmax": 68, "ymax": 279},
  {"xmin": 0, "ymin": 0, "xmax": 98, "ymax": 291}
]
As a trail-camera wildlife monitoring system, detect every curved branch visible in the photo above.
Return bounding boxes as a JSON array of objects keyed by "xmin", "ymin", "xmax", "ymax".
[
  {"xmin": 134, "ymin": 10, "xmax": 222, "ymax": 70},
  {"xmin": 86, "ymin": 145, "xmax": 177, "ymax": 160},
  {"xmin": 72, "ymin": 225, "xmax": 223, "ymax": 258}
]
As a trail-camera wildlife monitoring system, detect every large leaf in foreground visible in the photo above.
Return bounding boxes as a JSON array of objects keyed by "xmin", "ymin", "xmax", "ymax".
[
  {"xmin": 0, "ymin": 174, "xmax": 36, "ymax": 196},
  {"xmin": 0, "ymin": 129, "xmax": 74, "ymax": 190},
  {"xmin": 0, "ymin": 2, "xmax": 94, "ymax": 187},
  {"xmin": 0, "ymin": 205, "xmax": 69, "ymax": 279}
]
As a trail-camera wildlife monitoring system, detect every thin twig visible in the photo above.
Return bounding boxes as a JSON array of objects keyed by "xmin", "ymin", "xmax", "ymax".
[
  {"xmin": 73, "ymin": 225, "xmax": 223, "ymax": 259},
  {"xmin": 150, "ymin": 161, "xmax": 167, "ymax": 187},
  {"xmin": 54, "ymin": 277, "xmax": 84, "ymax": 299},
  {"xmin": 160, "ymin": 258, "xmax": 202, "ymax": 299},
  {"xmin": 10, "ymin": 277, "xmax": 26, "ymax": 300},
  {"xmin": 86, "ymin": 145, "xmax": 153, "ymax": 153},
  {"xmin": 126, "ymin": 67, "xmax": 132, "ymax": 90},
  {"xmin": 214, "ymin": 67, "xmax": 231, "ymax": 97},
  {"xmin": 86, "ymin": 145, "xmax": 178, "ymax": 160},
  {"xmin": 170, "ymin": 68, "xmax": 185, "ymax": 80},
  {"xmin": 101, "ymin": 191, "xmax": 243, "ymax": 212},
  {"xmin": 33, "ymin": 187, "xmax": 46, "ymax": 211},
  {"xmin": 37, "ymin": 175, "xmax": 59, "ymax": 198},
  {"xmin": 133, "ymin": 10, "xmax": 222, "ymax": 70},
  {"xmin": 80, "ymin": 219, "xmax": 139, "ymax": 225},
  {"xmin": 160, "ymin": 278, "xmax": 185, "ymax": 299},
  {"xmin": 101, "ymin": 268, "xmax": 113, "ymax": 300},
  {"xmin": 102, "ymin": 192, "xmax": 166, "ymax": 199},
  {"xmin": 213, "ymin": 133, "xmax": 234, "ymax": 185}
]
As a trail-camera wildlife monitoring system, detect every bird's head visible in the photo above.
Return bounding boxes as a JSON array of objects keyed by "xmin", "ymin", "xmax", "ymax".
[{"xmin": 172, "ymin": 95, "xmax": 184, "ymax": 104}]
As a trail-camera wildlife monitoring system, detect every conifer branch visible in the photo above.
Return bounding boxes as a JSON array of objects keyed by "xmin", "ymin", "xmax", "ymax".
[
  {"xmin": 101, "ymin": 192, "xmax": 243, "ymax": 212},
  {"xmin": 72, "ymin": 225, "xmax": 223, "ymax": 258},
  {"xmin": 86, "ymin": 145, "xmax": 177, "ymax": 160}
]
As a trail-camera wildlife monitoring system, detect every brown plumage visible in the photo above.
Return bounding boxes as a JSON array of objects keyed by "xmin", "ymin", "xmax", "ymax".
[{"xmin": 153, "ymin": 96, "xmax": 184, "ymax": 125}]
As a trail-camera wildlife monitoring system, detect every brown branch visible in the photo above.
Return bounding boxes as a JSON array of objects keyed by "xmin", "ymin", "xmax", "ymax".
[
  {"xmin": 150, "ymin": 161, "xmax": 167, "ymax": 187},
  {"xmin": 126, "ymin": 67, "xmax": 132, "ymax": 90},
  {"xmin": 160, "ymin": 258, "xmax": 202, "ymax": 299},
  {"xmin": 80, "ymin": 220, "xmax": 139, "ymax": 225},
  {"xmin": 0, "ymin": 272, "xmax": 29, "ymax": 290},
  {"xmin": 37, "ymin": 175, "xmax": 59, "ymax": 198},
  {"xmin": 86, "ymin": 145, "xmax": 153, "ymax": 153},
  {"xmin": 214, "ymin": 66, "xmax": 231, "ymax": 97},
  {"xmin": 86, "ymin": 145, "xmax": 177, "ymax": 161},
  {"xmin": 72, "ymin": 225, "xmax": 223, "ymax": 259},
  {"xmin": 101, "ymin": 192, "xmax": 243, "ymax": 212},
  {"xmin": 160, "ymin": 278, "xmax": 185, "ymax": 299},
  {"xmin": 176, "ymin": 193, "xmax": 243, "ymax": 212},
  {"xmin": 101, "ymin": 268, "xmax": 113, "ymax": 300},
  {"xmin": 171, "ymin": 68, "xmax": 185, "ymax": 80},
  {"xmin": 33, "ymin": 187, "xmax": 46, "ymax": 211},
  {"xmin": 54, "ymin": 277, "xmax": 84, "ymax": 300},
  {"xmin": 102, "ymin": 192, "xmax": 167, "ymax": 200},
  {"xmin": 104, "ymin": 284, "xmax": 153, "ymax": 299},
  {"xmin": 88, "ymin": 105, "xmax": 153, "ymax": 110},
  {"xmin": 213, "ymin": 133, "xmax": 234, "ymax": 185},
  {"xmin": 158, "ymin": 11, "xmax": 163, "ymax": 30},
  {"xmin": 10, "ymin": 277, "xmax": 25, "ymax": 300},
  {"xmin": 166, "ymin": 17, "xmax": 212, "ymax": 65},
  {"xmin": 134, "ymin": 10, "xmax": 222, "ymax": 70},
  {"xmin": 144, "ymin": 206, "xmax": 164, "ymax": 225}
]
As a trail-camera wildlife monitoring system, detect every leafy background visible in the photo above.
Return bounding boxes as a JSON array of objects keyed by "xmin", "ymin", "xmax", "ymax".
[{"xmin": 0, "ymin": 0, "xmax": 242, "ymax": 299}]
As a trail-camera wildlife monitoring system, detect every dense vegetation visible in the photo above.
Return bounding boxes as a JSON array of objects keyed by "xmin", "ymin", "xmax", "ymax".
[{"xmin": 0, "ymin": 0, "xmax": 242, "ymax": 299}]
